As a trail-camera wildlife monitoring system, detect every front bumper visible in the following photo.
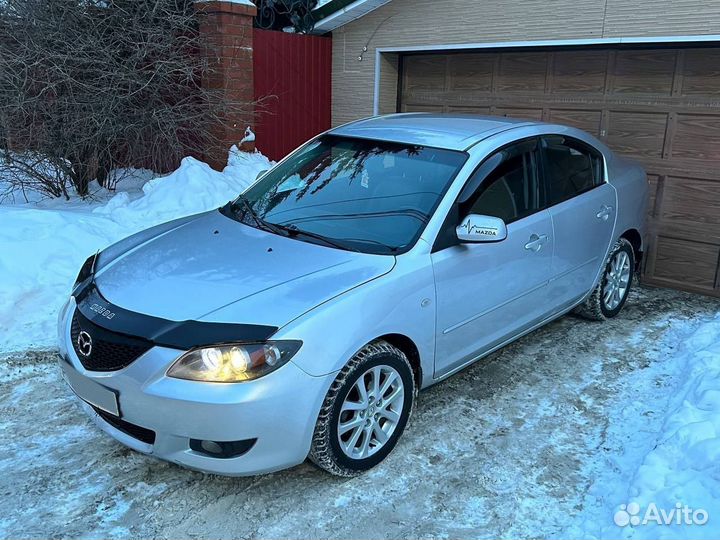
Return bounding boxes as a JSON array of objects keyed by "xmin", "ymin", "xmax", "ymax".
[{"xmin": 57, "ymin": 298, "xmax": 333, "ymax": 476}]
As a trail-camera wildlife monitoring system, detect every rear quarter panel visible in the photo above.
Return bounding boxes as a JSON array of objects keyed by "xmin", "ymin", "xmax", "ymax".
[{"xmin": 606, "ymin": 154, "xmax": 650, "ymax": 251}]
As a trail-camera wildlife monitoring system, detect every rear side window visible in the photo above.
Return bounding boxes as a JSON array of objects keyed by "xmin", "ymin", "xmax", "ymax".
[{"xmin": 542, "ymin": 135, "xmax": 604, "ymax": 206}]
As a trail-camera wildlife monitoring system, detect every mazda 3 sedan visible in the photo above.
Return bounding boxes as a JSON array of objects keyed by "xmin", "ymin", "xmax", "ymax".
[{"xmin": 58, "ymin": 114, "xmax": 648, "ymax": 476}]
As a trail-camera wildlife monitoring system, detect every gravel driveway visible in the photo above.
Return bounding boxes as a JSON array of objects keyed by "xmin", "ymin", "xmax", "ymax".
[{"xmin": 1, "ymin": 286, "xmax": 718, "ymax": 539}]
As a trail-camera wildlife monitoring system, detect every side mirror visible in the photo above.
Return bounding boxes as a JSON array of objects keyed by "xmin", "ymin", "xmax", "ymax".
[{"xmin": 456, "ymin": 214, "xmax": 507, "ymax": 243}]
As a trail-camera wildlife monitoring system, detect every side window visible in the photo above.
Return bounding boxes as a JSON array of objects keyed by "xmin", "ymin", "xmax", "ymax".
[
  {"xmin": 542, "ymin": 135, "xmax": 604, "ymax": 206},
  {"xmin": 459, "ymin": 138, "xmax": 541, "ymax": 224}
]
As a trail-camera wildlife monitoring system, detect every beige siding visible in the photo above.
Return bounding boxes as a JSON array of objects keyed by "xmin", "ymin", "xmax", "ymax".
[
  {"xmin": 378, "ymin": 53, "xmax": 399, "ymax": 114},
  {"xmin": 603, "ymin": 0, "xmax": 720, "ymax": 37},
  {"xmin": 331, "ymin": 0, "xmax": 720, "ymax": 125}
]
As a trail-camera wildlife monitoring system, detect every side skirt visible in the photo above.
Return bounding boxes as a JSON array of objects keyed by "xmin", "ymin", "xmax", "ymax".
[{"xmin": 428, "ymin": 292, "xmax": 588, "ymax": 387}]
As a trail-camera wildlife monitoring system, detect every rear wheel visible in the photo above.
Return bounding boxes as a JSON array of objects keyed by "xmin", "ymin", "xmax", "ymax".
[
  {"xmin": 575, "ymin": 238, "xmax": 634, "ymax": 321},
  {"xmin": 309, "ymin": 341, "xmax": 416, "ymax": 477}
]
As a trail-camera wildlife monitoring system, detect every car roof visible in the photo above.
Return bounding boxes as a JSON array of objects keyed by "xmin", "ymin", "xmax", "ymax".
[{"xmin": 329, "ymin": 113, "xmax": 540, "ymax": 151}]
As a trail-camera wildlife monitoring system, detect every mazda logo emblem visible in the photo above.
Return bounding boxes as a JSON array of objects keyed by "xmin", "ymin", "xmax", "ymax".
[{"xmin": 77, "ymin": 330, "xmax": 93, "ymax": 358}]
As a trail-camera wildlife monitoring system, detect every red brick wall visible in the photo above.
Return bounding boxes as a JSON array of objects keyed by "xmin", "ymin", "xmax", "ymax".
[{"xmin": 196, "ymin": 1, "xmax": 257, "ymax": 170}]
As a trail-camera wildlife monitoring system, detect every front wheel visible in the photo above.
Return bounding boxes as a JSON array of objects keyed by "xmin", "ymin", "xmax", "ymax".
[
  {"xmin": 575, "ymin": 238, "xmax": 634, "ymax": 321},
  {"xmin": 309, "ymin": 341, "xmax": 416, "ymax": 476}
]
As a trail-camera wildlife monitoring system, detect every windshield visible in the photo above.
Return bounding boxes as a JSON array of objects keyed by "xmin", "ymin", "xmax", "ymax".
[{"xmin": 229, "ymin": 135, "xmax": 467, "ymax": 254}]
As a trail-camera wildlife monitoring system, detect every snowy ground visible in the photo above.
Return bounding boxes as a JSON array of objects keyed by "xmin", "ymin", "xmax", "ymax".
[
  {"xmin": 0, "ymin": 287, "xmax": 719, "ymax": 539},
  {"xmin": 1, "ymin": 148, "xmax": 720, "ymax": 539}
]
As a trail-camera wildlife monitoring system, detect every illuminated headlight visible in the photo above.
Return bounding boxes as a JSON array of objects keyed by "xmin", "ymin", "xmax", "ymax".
[{"xmin": 167, "ymin": 341, "xmax": 302, "ymax": 383}]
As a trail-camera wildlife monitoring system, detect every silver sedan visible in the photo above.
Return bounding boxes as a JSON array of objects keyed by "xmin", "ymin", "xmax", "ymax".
[{"xmin": 58, "ymin": 114, "xmax": 648, "ymax": 476}]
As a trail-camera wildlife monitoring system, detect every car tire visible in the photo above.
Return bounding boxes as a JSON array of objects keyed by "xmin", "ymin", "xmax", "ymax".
[
  {"xmin": 308, "ymin": 340, "xmax": 416, "ymax": 477},
  {"xmin": 575, "ymin": 238, "xmax": 635, "ymax": 321}
]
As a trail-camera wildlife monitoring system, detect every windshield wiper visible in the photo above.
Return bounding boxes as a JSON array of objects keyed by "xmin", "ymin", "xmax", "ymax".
[
  {"xmin": 233, "ymin": 195, "xmax": 261, "ymax": 226},
  {"xmin": 229, "ymin": 200, "xmax": 361, "ymax": 252},
  {"xmin": 272, "ymin": 222, "xmax": 359, "ymax": 252},
  {"xmin": 337, "ymin": 237, "xmax": 400, "ymax": 255},
  {"xmin": 232, "ymin": 196, "xmax": 287, "ymax": 236}
]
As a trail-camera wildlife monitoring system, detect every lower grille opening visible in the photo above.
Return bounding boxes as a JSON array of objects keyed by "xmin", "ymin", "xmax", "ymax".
[
  {"xmin": 189, "ymin": 438, "xmax": 256, "ymax": 459},
  {"xmin": 91, "ymin": 405, "xmax": 156, "ymax": 445}
]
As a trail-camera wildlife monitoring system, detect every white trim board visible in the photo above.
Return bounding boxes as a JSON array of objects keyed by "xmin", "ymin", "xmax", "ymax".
[{"xmin": 371, "ymin": 34, "xmax": 720, "ymax": 115}]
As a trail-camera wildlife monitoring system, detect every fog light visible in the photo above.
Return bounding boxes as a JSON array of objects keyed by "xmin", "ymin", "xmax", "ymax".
[
  {"xmin": 189, "ymin": 438, "xmax": 257, "ymax": 458},
  {"xmin": 200, "ymin": 440, "xmax": 223, "ymax": 455}
]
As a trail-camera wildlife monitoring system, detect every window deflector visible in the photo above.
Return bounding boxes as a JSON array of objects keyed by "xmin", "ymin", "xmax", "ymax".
[{"xmin": 458, "ymin": 138, "xmax": 538, "ymax": 204}]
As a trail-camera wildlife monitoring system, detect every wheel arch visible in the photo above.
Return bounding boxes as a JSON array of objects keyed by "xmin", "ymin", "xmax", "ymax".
[
  {"xmin": 619, "ymin": 228, "xmax": 643, "ymax": 269},
  {"xmin": 376, "ymin": 333, "xmax": 422, "ymax": 389}
]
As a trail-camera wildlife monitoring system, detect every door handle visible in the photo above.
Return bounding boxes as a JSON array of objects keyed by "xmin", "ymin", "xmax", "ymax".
[
  {"xmin": 524, "ymin": 233, "xmax": 549, "ymax": 252},
  {"xmin": 596, "ymin": 205, "xmax": 613, "ymax": 220}
]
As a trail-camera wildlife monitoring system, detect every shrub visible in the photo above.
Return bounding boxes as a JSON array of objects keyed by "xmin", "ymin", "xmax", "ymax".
[{"xmin": 0, "ymin": 0, "xmax": 253, "ymax": 198}]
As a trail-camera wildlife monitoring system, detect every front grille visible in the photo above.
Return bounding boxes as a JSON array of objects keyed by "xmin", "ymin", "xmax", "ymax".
[
  {"xmin": 91, "ymin": 405, "xmax": 156, "ymax": 445},
  {"xmin": 71, "ymin": 309, "xmax": 153, "ymax": 372}
]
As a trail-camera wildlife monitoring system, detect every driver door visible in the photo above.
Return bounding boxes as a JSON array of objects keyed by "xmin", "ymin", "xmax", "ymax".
[{"xmin": 431, "ymin": 138, "xmax": 555, "ymax": 378}]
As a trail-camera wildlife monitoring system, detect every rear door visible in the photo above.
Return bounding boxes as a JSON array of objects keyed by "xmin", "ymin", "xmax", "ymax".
[
  {"xmin": 541, "ymin": 135, "xmax": 617, "ymax": 306},
  {"xmin": 432, "ymin": 138, "xmax": 555, "ymax": 377}
]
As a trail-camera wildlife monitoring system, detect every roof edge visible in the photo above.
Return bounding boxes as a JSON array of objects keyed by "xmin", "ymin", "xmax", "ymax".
[
  {"xmin": 313, "ymin": 0, "xmax": 391, "ymax": 33},
  {"xmin": 312, "ymin": 0, "xmax": 353, "ymax": 20}
]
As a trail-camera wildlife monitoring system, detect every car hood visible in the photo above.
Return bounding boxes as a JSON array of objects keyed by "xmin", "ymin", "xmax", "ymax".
[{"xmin": 94, "ymin": 210, "xmax": 395, "ymax": 328}]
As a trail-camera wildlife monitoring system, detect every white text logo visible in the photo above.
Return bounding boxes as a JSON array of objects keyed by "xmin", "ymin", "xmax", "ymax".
[{"xmin": 614, "ymin": 502, "xmax": 709, "ymax": 527}]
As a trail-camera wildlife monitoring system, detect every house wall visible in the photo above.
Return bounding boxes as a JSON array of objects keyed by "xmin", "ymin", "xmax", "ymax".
[{"xmin": 330, "ymin": 0, "xmax": 720, "ymax": 125}]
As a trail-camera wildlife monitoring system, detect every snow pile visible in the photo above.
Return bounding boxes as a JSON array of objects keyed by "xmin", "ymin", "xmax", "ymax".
[
  {"xmin": 569, "ymin": 313, "xmax": 720, "ymax": 539},
  {"xmin": 93, "ymin": 148, "xmax": 268, "ymax": 226},
  {"xmin": 0, "ymin": 146, "xmax": 272, "ymax": 353},
  {"xmin": 622, "ymin": 316, "xmax": 720, "ymax": 539},
  {"xmin": 241, "ymin": 126, "xmax": 256, "ymax": 143},
  {"xmin": 0, "ymin": 152, "xmax": 154, "ymax": 206}
]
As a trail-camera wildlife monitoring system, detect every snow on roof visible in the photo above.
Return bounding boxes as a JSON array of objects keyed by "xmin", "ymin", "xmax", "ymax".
[{"xmin": 313, "ymin": 0, "xmax": 392, "ymax": 32}]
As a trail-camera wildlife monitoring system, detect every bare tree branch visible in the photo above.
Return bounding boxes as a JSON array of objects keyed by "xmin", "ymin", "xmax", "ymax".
[{"xmin": 0, "ymin": 0, "xmax": 255, "ymax": 198}]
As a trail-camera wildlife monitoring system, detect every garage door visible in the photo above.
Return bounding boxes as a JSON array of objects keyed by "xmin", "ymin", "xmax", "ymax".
[{"xmin": 399, "ymin": 46, "xmax": 720, "ymax": 297}]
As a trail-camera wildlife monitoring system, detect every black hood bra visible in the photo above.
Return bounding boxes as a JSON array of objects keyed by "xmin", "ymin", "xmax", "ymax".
[{"xmin": 73, "ymin": 280, "xmax": 278, "ymax": 350}]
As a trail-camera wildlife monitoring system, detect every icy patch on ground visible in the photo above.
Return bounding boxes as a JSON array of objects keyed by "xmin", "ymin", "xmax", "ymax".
[
  {"xmin": 566, "ymin": 312, "xmax": 720, "ymax": 539},
  {"xmin": 0, "ymin": 146, "xmax": 272, "ymax": 353}
]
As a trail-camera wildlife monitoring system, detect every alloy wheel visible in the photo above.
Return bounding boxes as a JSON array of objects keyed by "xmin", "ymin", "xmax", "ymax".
[
  {"xmin": 337, "ymin": 365, "xmax": 405, "ymax": 459},
  {"xmin": 603, "ymin": 250, "xmax": 631, "ymax": 310}
]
